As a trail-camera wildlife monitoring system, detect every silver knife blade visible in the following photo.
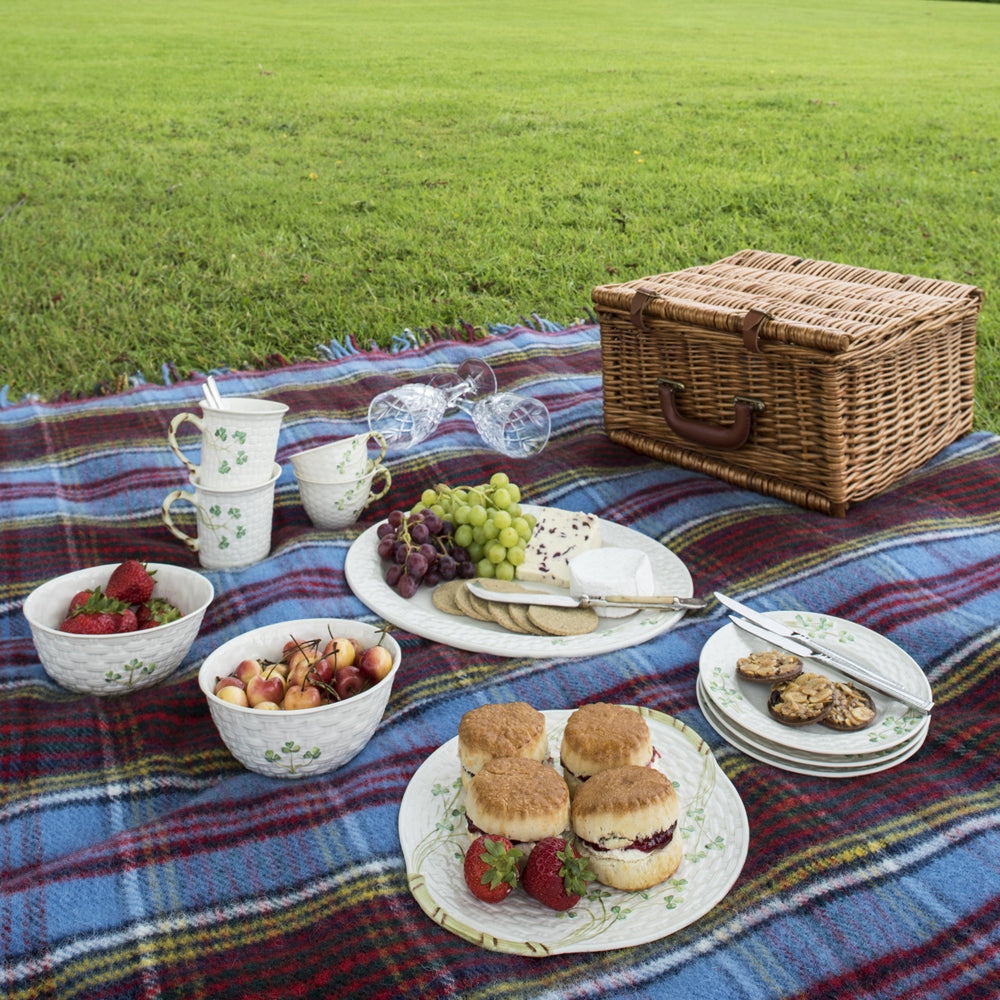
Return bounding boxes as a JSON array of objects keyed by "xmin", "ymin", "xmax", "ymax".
[
  {"xmin": 466, "ymin": 580, "xmax": 705, "ymax": 611},
  {"xmin": 717, "ymin": 590, "xmax": 933, "ymax": 696},
  {"xmin": 718, "ymin": 590, "xmax": 911, "ymax": 678},
  {"xmin": 727, "ymin": 614, "xmax": 934, "ymax": 713}
]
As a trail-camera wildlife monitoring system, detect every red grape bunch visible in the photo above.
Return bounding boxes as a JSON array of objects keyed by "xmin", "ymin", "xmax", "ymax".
[{"xmin": 376, "ymin": 508, "xmax": 476, "ymax": 598}]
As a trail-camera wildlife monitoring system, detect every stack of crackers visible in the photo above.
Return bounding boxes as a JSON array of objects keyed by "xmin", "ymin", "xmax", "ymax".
[{"xmin": 431, "ymin": 579, "xmax": 599, "ymax": 636}]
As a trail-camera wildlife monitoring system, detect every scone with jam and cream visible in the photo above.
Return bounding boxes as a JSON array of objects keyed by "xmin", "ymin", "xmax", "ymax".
[
  {"xmin": 571, "ymin": 764, "xmax": 681, "ymax": 891},
  {"xmin": 465, "ymin": 757, "xmax": 571, "ymax": 855}
]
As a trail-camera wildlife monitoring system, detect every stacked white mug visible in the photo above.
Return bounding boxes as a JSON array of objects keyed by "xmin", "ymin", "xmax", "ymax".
[
  {"xmin": 290, "ymin": 431, "xmax": 391, "ymax": 529},
  {"xmin": 162, "ymin": 391, "xmax": 288, "ymax": 569}
]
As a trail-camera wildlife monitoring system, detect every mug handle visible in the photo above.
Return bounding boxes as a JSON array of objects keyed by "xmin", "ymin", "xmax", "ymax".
[
  {"xmin": 161, "ymin": 490, "xmax": 201, "ymax": 552},
  {"xmin": 367, "ymin": 431, "xmax": 388, "ymax": 466},
  {"xmin": 167, "ymin": 412, "xmax": 203, "ymax": 475},
  {"xmin": 364, "ymin": 465, "xmax": 392, "ymax": 507}
]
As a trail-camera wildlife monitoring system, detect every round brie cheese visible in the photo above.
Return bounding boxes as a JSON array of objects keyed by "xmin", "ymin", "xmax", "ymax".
[{"xmin": 567, "ymin": 548, "xmax": 656, "ymax": 618}]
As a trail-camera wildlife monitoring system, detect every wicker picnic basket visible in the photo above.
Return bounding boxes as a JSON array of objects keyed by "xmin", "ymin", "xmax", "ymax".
[{"xmin": 593, "ymin": 250, "xmax": 984, "ymax": 515}]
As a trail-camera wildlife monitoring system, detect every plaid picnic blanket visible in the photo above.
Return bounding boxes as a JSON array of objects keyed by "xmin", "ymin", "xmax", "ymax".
[{"xmin": 2, "ymin": 322, "xmax": 999, "ymax": 999}]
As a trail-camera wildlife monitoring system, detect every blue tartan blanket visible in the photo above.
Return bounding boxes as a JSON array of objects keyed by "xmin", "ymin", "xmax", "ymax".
[{"xmin": 1, "ymin": 322, "xmax": 999, "ymax": 999}]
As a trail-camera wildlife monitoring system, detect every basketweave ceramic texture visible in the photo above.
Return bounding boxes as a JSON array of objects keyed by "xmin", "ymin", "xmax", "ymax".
[
  {"xmin": 167, "ymin": 396, "xmax": 288, "ymax": 489},
  {"xmin": 297, "ymin": 463, "xmax": 392, "ymax": 529},
  {"xmin": 23, "ymin": 563, "xmax": 214, "ymax": 695},
  {"xmin": 161, "ymin": 463, "xmax": 280, "ymax": 569},
  {"xmin": 290, "ymin": 431, "xmax": 387, "ymax": 481},
  {"xmin": 198, "ymin": 618, "xmax": 401, "ymax": 778}
]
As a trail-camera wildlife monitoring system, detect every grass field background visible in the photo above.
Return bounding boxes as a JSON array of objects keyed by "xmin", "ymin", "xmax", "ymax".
[{"xmin": 1, "ymin": 0, "xmax": 998, "ymax": 429}]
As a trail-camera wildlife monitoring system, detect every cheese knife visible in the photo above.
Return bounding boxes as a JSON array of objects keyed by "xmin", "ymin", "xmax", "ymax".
[
  {"xmin": 715, "ymin": 591, "xmax": 933, "ymax": 713},
  {"xmin": 466, "ymin": 580, "xmax": 706, "ymax": 611}
]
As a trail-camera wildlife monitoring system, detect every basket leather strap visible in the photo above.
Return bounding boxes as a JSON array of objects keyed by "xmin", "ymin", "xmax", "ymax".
[
  {"xmin": 630, "ymin": 287, "xmax": 655, "ymax": 332},
  {"xmin": 742, "ymin": 308, "xmax": 771, "ymax": 352}
]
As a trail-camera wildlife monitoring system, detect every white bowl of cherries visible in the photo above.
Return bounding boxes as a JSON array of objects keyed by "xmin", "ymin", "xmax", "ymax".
[{"xmin": 198, "ymin": 617, "xmax": 400, "ymax": 778}]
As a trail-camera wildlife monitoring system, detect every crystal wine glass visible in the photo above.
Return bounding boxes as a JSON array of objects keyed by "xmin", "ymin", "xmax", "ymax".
[
  {"xmin": 462, "ymin": 392, "xmax": 551, "ymax": 459},
  {"xmin": 366, "ymin": 359, "xmax": 497, "ymax": 450},
  {"xmin": 367, "ymin": 358, "xmax": 550, "ymax": 457}
]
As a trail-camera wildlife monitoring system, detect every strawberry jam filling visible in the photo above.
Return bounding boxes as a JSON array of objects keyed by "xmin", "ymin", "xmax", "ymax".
[
  {"xmin": 561, "ymin": 747, "xmax": 661, "ymax": 783},
  {"xmin": 466, "ymin": 817, "xmax": 532, "ymax": 849},
  {"xmin": 579, "ymin": 820, "xmax": 676, "ymax": 854}
]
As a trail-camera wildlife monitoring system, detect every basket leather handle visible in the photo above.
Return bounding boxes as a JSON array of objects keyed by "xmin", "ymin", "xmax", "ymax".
[{"xmin": 657, "ymin": 379, "xmax": 763, "ymax": 451}]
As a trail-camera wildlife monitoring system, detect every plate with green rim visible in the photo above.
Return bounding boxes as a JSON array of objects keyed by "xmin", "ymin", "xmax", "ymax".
[{"xmin": 398, "ymin": 707, "xmax": 749, "ymax": 956}]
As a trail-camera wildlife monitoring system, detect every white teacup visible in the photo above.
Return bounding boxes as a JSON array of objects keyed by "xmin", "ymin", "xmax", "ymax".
[
  {"xmin": 168, "ymin": 397, "xmax": 289, "ymax": 490},
  {"xmin": 297, "ymin": 462, "xmax": 392, "ymax": 530},
  {"xmin": 161, "ymin": 463, "xmax": 281, "ymax": 569},
  {"xmin": 290, "ymin": 431, "xmax": 387, "ymax": 482}
]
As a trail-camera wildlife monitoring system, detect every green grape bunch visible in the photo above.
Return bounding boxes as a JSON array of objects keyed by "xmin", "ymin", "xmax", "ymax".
[{"xmin": 410, "ymin": 473, "xmax": 536, "ymax": 584}]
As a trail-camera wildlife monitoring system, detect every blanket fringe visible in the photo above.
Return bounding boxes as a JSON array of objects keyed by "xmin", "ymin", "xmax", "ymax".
[{"xmin": 2, "ymin": 314, "xmax": 596, "ymax": 407}]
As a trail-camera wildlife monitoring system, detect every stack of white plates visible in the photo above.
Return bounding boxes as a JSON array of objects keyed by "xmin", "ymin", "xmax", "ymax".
[{"xmin": 697, "ymin": 611, "xmax": 932, "ymax": 778}]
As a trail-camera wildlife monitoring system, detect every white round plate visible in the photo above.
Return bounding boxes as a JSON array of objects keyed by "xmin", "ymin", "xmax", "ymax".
[
  {"xmin": 346, "ymin": 506, "xmax": 695, "ymax": 656},
  {"xmin": 697, "ymin": 681, "xmax": 929, "ymax": 778},
  {"xmin": 695, "ymin": 678, "xmax": 930, "ymax": 767},
  {"xmin": 699, "ymin": 612, "xmax": 931, "ymax": 756},
  {"xmin": 398, "ymin": 707, "xmax": 749, "ymax": 956}
]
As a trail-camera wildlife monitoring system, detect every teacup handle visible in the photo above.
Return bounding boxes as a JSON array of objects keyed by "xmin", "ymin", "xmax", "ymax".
[
  {"xmin": 367, "ymin": 431, "xmax": 388, "ymax": 466},
  {"xmin": 167, "ymin": 412, "xmax": 204, "ymax": 475},
  {"xmin": 364, "ymin": 465, "xmax": 392, "ymax": 507},
  {"xmin": 161, "ymin": 490, "xmax": 201, "ymax": 553}
]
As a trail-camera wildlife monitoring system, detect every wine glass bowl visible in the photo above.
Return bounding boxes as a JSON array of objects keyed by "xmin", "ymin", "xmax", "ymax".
[
  {"xmin": 367, "ymin": 383, "xmax": 448, "ymax": 451},
  {"xmin": 468, "ymin": 392, "xmax": 551, "ymax": 458}
]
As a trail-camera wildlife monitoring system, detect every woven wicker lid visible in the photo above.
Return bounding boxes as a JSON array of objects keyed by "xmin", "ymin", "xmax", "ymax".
[{"xmin": 592, "ymin": 249, "xmax": 984, "ymax": 354}]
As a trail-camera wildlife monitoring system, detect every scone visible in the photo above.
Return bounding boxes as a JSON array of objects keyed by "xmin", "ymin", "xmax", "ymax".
[
  {"xmin": 571, "ymin": 765, "xmax": 681, "ymax": 892},
  {"xmin": 457, "ymin": 701, "xmax": 547, "ymax": 789},
  {"xmin": 559, "ymin": 702, "xmax": 656, "ymax": 795},
  {"xmin": 465, "ymin": 757, "xmax": 570, "ymax": 853}
]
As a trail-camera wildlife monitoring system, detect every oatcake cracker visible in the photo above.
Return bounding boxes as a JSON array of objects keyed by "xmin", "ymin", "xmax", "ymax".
[
  {"xmin": 431, "ymin": 579, "xmax": 468, "ymax": 616},
  {"xmin": 527, "ymin": 603, "xmax": 599, "ymax": 636},
  {"xmin": 454, "ymin": 582, "xmax": 492, "ymax": 621},
  {"xmin": 485, "ymin": 600, "xmax": 532, "ymax": 633},
  {"xmin": 508, "ymin": 602, "xmax": 547, "ymax": 634},
  {"xmin": 467, "ymin": 591, "xmax": 499, "ymax": 622}
]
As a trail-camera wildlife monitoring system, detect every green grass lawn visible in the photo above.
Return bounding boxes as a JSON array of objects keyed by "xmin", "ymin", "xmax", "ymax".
[{"xmin": 1, "ymin": 0, "xmax": 998, "ymax": 429}]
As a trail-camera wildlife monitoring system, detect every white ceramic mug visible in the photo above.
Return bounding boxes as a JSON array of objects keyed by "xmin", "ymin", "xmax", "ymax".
[
  {"xmin": 161, "ymin": 463, "xmax": 281, "ymax": 569},
  {"xmin": 290, "ymin": 431, "xmax": 387, "ymax": 482},
  {"xmin": 297, "ymin": 462, "xmax": 392, "ymax": 529},
  {"xmin": 167, "ymin": 397, "xmax": 289, "ymax": 489}
]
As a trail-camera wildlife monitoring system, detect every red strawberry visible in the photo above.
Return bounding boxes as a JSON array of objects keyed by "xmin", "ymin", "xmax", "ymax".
[
  {"xmin": 463, "ymin": 835, "xmax": 523, "ymax": 904},
  {"xmin": 59, "ymin": 588, "xmax": 128, "ymax": 635},
  {"xmin": 136, "ymin": 597, "xmax": 183, "ymax": 630},
  {"xmin": 521, "ymin": 837, "xmax": 592, "ymax": 911},
  {"xmin": 69, "ymin": 589, "xmax": 94, "ymax": 612},
  {"xmin": 105, "ymin": 560, "xmax": 155, "ymax": 605},
  {"xmin": 116, "ymin": 608, "xmax": 139, "ymax": 633},
  {"xmin": 60, "ymin": 610, "xmax": 121, "ymax": 634}
]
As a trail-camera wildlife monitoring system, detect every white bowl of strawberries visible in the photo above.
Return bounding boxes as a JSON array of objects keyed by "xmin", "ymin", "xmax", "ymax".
[
  {"xmin": 23, "ymin": 560, "xmax": 214, "ymax": 695},
  {"xmin": 198, "ymin": 617, "xmax": 401, "ymax": 779}
]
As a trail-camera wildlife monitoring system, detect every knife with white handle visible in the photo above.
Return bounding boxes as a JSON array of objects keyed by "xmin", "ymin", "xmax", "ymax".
[
  {"xmin": 716, "ymin": 592, "xmax": 933, "ymax": 713},
  {"xmin": 466, "ymin": 580, "xmax": 706, "ymax": 611}
]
